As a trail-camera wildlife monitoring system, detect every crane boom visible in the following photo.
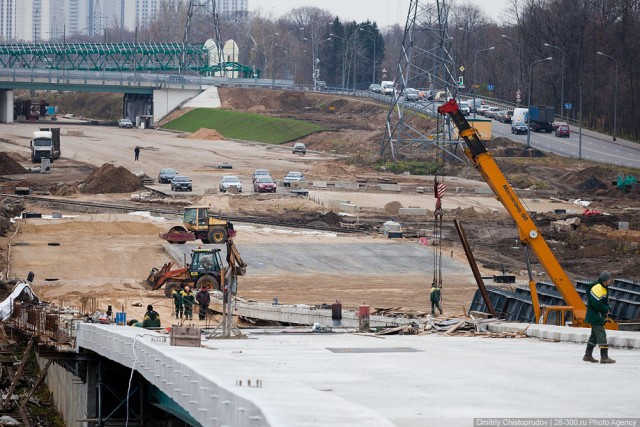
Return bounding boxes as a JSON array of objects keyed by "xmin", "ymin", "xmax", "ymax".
[{"xmin": 437, "ymin": 99, "xmax": 589, "ymax": 326}]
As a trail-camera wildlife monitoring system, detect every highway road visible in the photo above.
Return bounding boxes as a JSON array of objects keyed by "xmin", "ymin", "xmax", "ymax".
[{"xmin": 490, "ymin": 118, "xmax": 640, "ymax": 169}]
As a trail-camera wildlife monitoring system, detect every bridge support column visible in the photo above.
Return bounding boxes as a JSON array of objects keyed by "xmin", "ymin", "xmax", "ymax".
[
  {"xmin": 0, "ymin": 90, "xmax": 14, "ymax": 123},
  {"xmin": 153, "ymin": 88, "xmax": 201, "ymax": 124}
]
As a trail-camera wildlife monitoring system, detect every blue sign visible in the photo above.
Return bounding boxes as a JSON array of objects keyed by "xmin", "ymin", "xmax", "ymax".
[
  {"xmin": 564, "ymin": 103, "xmax": 573, "ymax": 110},
  {"xmin": 487, "ymin": 84, "xmax": 494, "ymax": 91}
]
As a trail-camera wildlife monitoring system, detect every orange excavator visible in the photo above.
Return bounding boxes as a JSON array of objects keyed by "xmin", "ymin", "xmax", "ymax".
[{"xmin": 437, "ymin": 99, "xmax": 617, "ymax": 329}]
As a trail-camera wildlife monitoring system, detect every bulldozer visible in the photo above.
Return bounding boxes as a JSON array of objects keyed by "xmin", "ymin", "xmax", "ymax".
[
  {"xmin": 146, "ymin": 241, "xmax": 246, "ymax": 297},
  {"xmin": 160, "ymin": 206, "xmax": 235, "ymax": 244}
]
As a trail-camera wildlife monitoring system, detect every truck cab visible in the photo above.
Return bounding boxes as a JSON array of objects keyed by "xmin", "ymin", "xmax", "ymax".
[
  {"xmin": 380, "ymin": 81, "xmax": 395, "ymax": 95},
  {"xmin": 30, "ymin": 128, "xmax": 61, "ymax": 163}
]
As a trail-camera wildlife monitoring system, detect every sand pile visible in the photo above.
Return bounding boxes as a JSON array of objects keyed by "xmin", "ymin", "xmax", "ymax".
[
  {"xmin": 82, "ymin": 163, "xmax": 142, "ymax": 194},
  {"xmin": 0, "ymin": 152, "xmax": 27, "ymax": 174},
  {"xmin": 189, "ymin": 128, "xmax": 225, "ymax": 140},
  {"xmin": 384, "ymin": 201, "xmax": 403, "ymax": 215}
]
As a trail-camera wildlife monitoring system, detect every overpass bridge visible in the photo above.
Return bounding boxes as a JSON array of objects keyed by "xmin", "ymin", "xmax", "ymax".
[
  {"xmin": 6, "ymin": 295, "xmax": 639, "ymax": 427},
  {"xmin": 0, "ymin": 42, "xmax": 263, "ymax": 124}
]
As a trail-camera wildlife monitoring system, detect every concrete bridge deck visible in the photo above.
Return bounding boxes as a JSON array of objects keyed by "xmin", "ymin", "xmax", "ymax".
[{"xmin": 76, "ymin": 323, "xmax": 640, "ymax": 427}]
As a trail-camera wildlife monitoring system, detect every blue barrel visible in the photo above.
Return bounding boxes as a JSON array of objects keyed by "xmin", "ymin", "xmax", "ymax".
[{"xmin": 115, "ymin": 312, "xmax": 126, "ymax": 325}]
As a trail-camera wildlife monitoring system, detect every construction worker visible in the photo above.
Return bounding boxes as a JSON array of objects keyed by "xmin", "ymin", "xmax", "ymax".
[
  {"xmin": 181, "ymin": 285, "xmax": 195, "ymax": 320},
  {"xmin": 583, "ymin": 271, "xmax": 615, "ymax": 364},
  {"xmin": 142, "ymin": 305, "xmax": 161, "ymax": 328},
  {"xmin": 134, "ymin": 145, "xmax": 140, "ymax": 161},
  {"xmin": 172, "ymin": 287, "xmax": 183, "ymax": 319},
  {"xmin": 430, "ymin": 284, "xmax": 443, "ymax": 316},
  {"xmin": 196, "ymin": 286, "xmax": 211, "ymax": 320}
]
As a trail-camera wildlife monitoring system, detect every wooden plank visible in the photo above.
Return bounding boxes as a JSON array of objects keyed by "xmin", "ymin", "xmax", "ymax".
[{"xmin": 2, "ymin": 339, "xmax": 35, "ymax": 410}]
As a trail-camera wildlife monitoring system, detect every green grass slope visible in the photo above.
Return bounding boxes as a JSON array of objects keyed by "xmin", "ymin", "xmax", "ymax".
[{"xmin": 163, "ymin": 108, "xmax": 323, "ymax": 144}]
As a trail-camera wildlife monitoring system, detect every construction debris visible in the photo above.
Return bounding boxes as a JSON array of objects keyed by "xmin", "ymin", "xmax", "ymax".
[{"xmin": 422, "ymin": 316, "xmax": 529, "ymax": 338}]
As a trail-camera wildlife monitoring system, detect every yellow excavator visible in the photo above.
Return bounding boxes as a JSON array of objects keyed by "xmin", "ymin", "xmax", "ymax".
[
  {"xmin": 437, "ymin": 99, "xmax": 617, "ymax": 329},
  {"xmin": 160, "ymin": 206, "xmax": 235, "ymax": 244}
]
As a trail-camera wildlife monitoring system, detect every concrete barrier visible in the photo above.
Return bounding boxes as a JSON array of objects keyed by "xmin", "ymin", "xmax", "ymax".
[
  {"xmin": 313, "ymin": 181, "xmax": 327, "ymax": 188},
  {"xmin": 335, "ymin": 182, "xmax": 360, "ymax": 190},
  {"xmin": 340, "ymin": 203, "xmax": 360, "ymax": 213},
  {"xmin": 379, "ymin": 184, "xmax": 402, "ymax": 192}
]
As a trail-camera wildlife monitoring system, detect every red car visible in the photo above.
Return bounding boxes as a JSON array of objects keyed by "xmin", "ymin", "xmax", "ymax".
[
  {"xmin": 555, "ymin": 124, "xmax": 570, "ymax": 138},
  {"xmin": 253, "ymin": 176, "xmax": 277, "ymax": 193}
]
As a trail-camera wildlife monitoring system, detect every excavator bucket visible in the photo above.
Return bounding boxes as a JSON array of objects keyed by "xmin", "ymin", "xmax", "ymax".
[{"xmin": 146, "ymin": 262, "xmax": 174, "ymax": 290}]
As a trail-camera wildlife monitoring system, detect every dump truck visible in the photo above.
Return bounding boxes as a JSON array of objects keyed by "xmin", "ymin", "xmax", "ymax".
[
  {"xmin": 30, "ymin": 128, "xmax": 61, "ymax": 162},
  {"xmin": 147, "ymin": 240, "xmax": 246, "ymax": 297},
  {"xmin": 160, "ymin": 206, "xmax": 235, "ymax": 244},
  {"xmin": 528, "ymin": 106, "xmax": 554, "ymax": 133}
]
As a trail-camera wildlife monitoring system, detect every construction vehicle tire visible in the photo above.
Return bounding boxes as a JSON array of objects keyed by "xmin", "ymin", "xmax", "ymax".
[
  {"xmin": 164, "ymin": 282, "xmax": 180, "ymax": 298},
  {"xmin": 197, "ymin": 275, "xmax": 219, "ymax": 291},
  {"xmin": 208, "ymin": 226, "xmax": 227, "ymax": 244},
  {"xmin": 168, "ymin": 226, "xmax": 187, "ymax": 244}
]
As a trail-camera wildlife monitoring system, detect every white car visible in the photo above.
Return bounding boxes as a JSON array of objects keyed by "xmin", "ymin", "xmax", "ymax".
[
  {"xmin": 458, "ymin": 102, "xmax": 471, "ymax": 116},
  {"xmin": 219, "ymin": 175, "xmax": 243, "ymax": 193},
  {"xmin": 118, "ymin": 118, "xmax": 134, "ymax": 128},
  {"xmin": 283, "ymin": 171, "xmax": 304, "ymax": 187},
  {"xmin": 252, "ymin": 169, "xmax": 271, "ymax": 183},
  {"xmin": 478, "ymin": 105, "xmax": 492, "ymax": 116}
]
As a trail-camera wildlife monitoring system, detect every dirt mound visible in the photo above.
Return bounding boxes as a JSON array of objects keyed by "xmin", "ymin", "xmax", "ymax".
[
  {"xmin": 384, "ymin": 201, "xmax": 403, "ymax": 215},
  {"xmin": 308, "ymin": 162, "xmax": 351, "ymax": 178},
  {"xmin": 0, "ymin": 152, "xmax": 27, "ymax": 174},
  {"xmin": 561, "ymin": 166, "xmax": 614, "ymax": 188},
  {"xmin": 50, "ymin": 183, "xmax": 80, "ymax": 196},
  {"xmin": 189, "ymin": 128, "xmax": 225, "ymax": 140},
  {"xmin": 579, "ymin": 176, "xmax": 608, "ymax": 191},
  {"xmin": 82, "ymin": 164, "xmax": 142, "ymax": 194},
  {"xmin": 310, "ymin": 211, "xmax": 342, "ymax": 227},
  {"xmin": 491, "ymin": 138, "xmax": 547, "ymax": 158}
]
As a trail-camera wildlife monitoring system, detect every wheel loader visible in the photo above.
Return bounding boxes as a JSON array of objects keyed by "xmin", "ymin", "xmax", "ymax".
[
  {"xmin": 146, "ymin": 241, "xmax": 246, "ymax": 297},
  {"xmin": 160, "ymin": 206, "xmax": 235, "ymax": 244}
]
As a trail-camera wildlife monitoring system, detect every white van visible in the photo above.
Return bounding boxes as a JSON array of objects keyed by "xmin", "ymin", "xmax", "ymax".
[
  {"xmin": 380, "ymin": 81, "xmax": 395, "ymax": 95},
  {"xmin": 512, "ymin": 107, "xmax": 529, "ymax": 123}
]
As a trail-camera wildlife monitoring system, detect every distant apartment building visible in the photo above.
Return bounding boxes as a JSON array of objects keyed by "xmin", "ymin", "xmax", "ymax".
[{"xmin": 1, "ymin": 0, "xmax": 249, "ymax": 42}]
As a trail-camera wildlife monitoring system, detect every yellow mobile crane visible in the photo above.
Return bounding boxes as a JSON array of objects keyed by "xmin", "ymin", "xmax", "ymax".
[{"xmin": 437, "ymin": 99, "xmax": 616, "ymax": 329}]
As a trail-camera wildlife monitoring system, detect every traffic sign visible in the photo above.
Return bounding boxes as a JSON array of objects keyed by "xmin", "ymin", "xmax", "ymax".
[
  {"xmin": 564, "ymin": 103, "xmax": 573, "ymax": 110},
  {"xmin": 459, "ymin": 66, "xmax": 465, "ymax": 72},
  {"xmin": 487, "ymin": 84, "xmax": 494, "ymax": 91}
]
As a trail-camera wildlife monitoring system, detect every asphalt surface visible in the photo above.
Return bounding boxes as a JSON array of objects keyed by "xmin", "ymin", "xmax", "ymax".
[{"xmin": 165, "ymin": 228, "xmax": 471, "ymax": 276}]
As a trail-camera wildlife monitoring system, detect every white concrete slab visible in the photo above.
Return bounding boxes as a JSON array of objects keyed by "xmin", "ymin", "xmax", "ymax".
[{"xmin": 77, "ymin": 324, "xmax": 640, "ymax": 427}]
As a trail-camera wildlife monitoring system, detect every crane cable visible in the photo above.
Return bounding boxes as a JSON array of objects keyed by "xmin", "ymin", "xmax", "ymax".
[{"xmin": 432, "ymin": 173, "xmax": 445, "ymax": 290}]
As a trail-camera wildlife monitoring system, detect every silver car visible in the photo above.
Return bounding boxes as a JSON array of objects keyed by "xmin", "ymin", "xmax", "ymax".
[
  {"xmin": 283, "ymin": 171, "xmax": 304, "ymax": 187},
  {"xmin": 219, "ymin": 175, "xmax": 243, "ymax": 193}
]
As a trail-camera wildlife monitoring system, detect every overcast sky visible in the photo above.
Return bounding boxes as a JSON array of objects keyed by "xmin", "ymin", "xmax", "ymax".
[{"xmin": 250, "ymin": 0, "xmax": 513, "ymax": 27}]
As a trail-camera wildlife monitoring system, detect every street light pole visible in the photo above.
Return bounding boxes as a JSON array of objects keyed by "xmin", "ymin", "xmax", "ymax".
[
  {"xmin": 358, "ymin": 27, "xmax": 376, "ymax": 84},
  {"xmin": 501, "ymin": 34, "xmax": 522, "ymax": 97},
  {"xmin": 544, "ymin": 43, "xmax": 565, "ymax": 121},
  {"xmin": 270, "ymin": 32, "xmax": 279, "ymax": 88},
  {"xmin": 473, "ymin": 47, "xmax": 495, "ymax": 118},
  {"xmin": 329, "ymin": 33, "xmax": 347, "ymax": 89},
  {"xmin": 597, "ymin": 51, "xmax": 618, "ymax": 141},
  {"xmin": 527, "ymin": 57, "xmax": 553, "ymax": 147}
]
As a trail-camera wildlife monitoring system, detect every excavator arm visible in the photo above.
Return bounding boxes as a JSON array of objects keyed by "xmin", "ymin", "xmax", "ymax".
[{"xmin": 438, "ymin": 99, "xmax": 590, "ymax": 326}]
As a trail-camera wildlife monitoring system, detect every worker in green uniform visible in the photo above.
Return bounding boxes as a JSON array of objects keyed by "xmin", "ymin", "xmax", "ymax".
[
  {"xmin": 430, "ymin": 284, "xmax": 443, "ymax": 316},
  {"xmin": 583, "ymin": 271, "xmax": 615, "ymax": 364},
  {"xmin": 181, "ymin": 285, "xmax": 195, "ymax": 320},
  {"xmin": 172, "ymin": 287, "xmax": 183, "ymax": 319},
  {"xmin": 142, "ymin": 305, "xmax": 161, "ymax": 328}
]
